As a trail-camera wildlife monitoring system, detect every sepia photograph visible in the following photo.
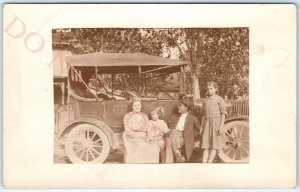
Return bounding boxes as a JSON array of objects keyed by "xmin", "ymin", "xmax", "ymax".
[
  {"xmin": 3, "ymin": 4, "xmax": 295, "ymax": 188},
  {"xmin": 53, "ymin": 28, "xmax": 249, "ymax": 164}
]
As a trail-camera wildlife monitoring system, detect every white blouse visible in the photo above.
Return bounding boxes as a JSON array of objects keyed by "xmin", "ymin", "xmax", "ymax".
[{"xmin": 175, "ymin": 113, "xmax": 188, "ymax": 131}]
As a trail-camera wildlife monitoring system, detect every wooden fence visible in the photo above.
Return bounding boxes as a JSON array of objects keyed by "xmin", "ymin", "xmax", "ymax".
[{"xmin": 230, "ymin": 100, "xmax": 249, "ymax": 116}]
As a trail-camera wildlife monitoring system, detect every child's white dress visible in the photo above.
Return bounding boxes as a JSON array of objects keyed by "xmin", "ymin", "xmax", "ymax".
[{"xmin": 147, "ymin": 119, "xmax": 169, "ymax": 148}]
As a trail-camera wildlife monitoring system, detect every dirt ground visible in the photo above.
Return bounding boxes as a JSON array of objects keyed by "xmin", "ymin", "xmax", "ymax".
[{"xmin": 53, "ymin": 138, "xmax": 223, "ymax": 164}]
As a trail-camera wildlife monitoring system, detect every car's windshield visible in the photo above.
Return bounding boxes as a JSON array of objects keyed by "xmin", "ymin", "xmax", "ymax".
[{"xmin": 69, "ymin": 66, "xmax": 182, "ymax": 100}]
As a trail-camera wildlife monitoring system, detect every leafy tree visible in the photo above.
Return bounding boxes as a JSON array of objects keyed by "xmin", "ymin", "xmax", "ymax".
[
  {"xmin": 150, "ymin": 28, "xmax": 249, "ymax": 99},
  {"xmin": 53, "ymin": 28, "xmax": 249, "ymax": 99}
]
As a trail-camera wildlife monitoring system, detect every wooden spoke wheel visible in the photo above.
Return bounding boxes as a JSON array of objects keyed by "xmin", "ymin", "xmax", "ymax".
[
  {"xmin": 65, "ymin": 124, "xmax": 110, "ymax": 163},
  {"xmin": 218, "ymin": 121, "xmax": 249, "ymax": 163}
]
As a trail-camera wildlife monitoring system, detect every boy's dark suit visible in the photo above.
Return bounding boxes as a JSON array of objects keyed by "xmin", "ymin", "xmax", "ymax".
[{"xmin": 169, "ymin": 113, "xmax": 201, "ymax": 162}]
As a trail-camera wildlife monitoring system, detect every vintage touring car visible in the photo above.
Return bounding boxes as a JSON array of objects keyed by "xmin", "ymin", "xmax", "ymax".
[{"xmin": 54, "ymin": 52, "xmax": 249, "ymax": 164}]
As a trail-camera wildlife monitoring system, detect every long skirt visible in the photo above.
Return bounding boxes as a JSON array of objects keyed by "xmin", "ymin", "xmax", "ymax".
[
  {"xmin": 201, "ymin": 117, "xmax": 224, "ymax": 149},
  {"xmin": 123, "ymin": 131, "xmax": 160, "ymax": 163}
]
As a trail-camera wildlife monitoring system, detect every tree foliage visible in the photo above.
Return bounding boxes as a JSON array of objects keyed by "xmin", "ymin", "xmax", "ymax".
[
  {"xmin": 54, "ymin": 28, "xmax": 249, "ymax": 99},
  {"xmin": 185, "ymin": 28, "xmax": 249, "ymax": 98}
]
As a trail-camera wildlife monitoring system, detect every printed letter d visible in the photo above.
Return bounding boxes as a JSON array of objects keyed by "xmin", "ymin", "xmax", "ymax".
[{"xmin": 4, "ymin": 15, "xmax": 26, "ymax": 38}]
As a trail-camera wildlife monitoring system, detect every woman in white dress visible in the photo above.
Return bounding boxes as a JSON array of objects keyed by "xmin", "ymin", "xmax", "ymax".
[{"xmin": 123, "ymin": 97, "xmax": 159, "ymax": 163}]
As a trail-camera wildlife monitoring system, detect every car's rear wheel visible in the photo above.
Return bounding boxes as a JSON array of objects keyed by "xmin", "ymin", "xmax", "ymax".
[
  {"xmin": 218, "ymin": 121, "xmax": 249, "ymax": 163},
  {"xmin": 65, "ymin": 124, "xmax": 110, "ymax": 163}
]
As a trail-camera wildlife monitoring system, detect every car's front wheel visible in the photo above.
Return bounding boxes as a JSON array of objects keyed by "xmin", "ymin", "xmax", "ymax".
[{"xmin": 65, "ymin": 124, "xmax": 110, "ymax": 163}]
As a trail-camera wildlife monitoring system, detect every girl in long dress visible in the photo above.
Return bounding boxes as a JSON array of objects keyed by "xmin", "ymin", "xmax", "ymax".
[{"xmin": 201, "ymin": 81, "xmax": 227, "ymax": 163}]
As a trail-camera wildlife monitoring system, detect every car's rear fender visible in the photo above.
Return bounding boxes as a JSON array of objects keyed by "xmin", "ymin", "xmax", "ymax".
[{"xmin": 225, "ymin": 115, "xmax": 249, "ymax": 123}]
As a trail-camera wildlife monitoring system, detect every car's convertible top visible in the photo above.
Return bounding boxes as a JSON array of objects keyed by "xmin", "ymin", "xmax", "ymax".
[{"xmin": 66, "ymin": 52, "xmax": 188, "ymax": 73}]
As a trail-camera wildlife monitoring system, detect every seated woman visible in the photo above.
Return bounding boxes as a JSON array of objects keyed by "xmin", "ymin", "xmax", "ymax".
[{"xmin": 122, "ymin": 97, "xmax": 160, "ymax": 163}]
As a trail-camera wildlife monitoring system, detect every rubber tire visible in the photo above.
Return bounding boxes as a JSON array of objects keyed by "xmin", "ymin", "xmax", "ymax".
[{"xmin": 65, "ymin": 124, "xmax": 110, "ymax": 164}]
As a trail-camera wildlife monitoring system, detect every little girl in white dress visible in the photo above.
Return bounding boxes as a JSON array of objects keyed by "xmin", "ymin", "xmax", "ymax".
[{"xmin": 147, "ymin": 106, "xmax": 170, "ymax": 149}]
